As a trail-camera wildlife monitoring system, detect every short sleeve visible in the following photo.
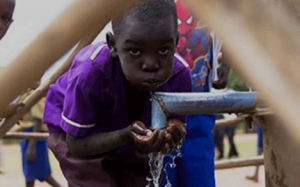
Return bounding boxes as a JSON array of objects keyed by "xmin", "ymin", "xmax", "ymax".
[{"xmin": 61, "ymin": 62, "xmax": 102, "ymax": 137}]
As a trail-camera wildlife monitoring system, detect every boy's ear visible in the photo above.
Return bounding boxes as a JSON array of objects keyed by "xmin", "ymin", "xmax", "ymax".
[{"xmin": 106, "ymin": 32, "xmax": 117, "ymax": 57}]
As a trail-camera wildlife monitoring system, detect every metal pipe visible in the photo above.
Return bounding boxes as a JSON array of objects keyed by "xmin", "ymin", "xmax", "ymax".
[{"xmin": 151, "ymin": 92, "xmax": 257, "ymax": 129}]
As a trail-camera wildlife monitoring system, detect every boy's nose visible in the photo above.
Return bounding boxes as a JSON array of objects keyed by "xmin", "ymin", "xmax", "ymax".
[{"xmin": 142, "ymin": 58, "xmax": 159, "ymax": 72}]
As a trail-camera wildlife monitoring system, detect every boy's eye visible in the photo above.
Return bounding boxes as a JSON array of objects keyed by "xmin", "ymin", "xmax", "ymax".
[
  {"xmin": 158, "ymin": 48, "xmax": 169, "ymax": 55},
  {"xmin": 129, "ymin": 49, "xmax": 141, "ymax": 56},
  {"xmin": 1, "ymin": 15, "xmax": 12, "ymax": 24}
]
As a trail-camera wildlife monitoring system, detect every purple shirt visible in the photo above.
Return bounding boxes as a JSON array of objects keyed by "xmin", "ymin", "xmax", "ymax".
[{"xmin": 43, "ymin": 42, "xmax": 191, "ymax": 137}]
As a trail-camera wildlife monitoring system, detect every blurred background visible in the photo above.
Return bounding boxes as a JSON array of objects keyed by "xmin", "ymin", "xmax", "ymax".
[{"xmin": 0, "ymin": 0, "xmax": 265, "ymax": 186}]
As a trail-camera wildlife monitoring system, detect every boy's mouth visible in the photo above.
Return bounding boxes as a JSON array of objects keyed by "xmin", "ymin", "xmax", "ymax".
[{"xmin": 142, "ymin": 79, "xmax": 161, "ymax": 89}]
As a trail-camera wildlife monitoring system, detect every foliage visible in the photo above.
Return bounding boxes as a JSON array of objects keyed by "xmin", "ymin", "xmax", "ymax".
[{"xmin": 228, "ymin": 70, "xmax": 249, "ymax": 92}]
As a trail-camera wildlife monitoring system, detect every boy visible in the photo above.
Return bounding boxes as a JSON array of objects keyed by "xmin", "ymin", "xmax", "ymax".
[{"xmin": 44, "ymin": 0, "xmax": 191, "ymax": 186}]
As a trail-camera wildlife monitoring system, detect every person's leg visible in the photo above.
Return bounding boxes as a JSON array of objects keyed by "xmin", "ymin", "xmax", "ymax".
[
  {"xmin": 217, "ymin": 128, "xmax": 225, "ymax": 160},
  {"xmin": 44, "ymin": 175, "xmax": 62, "ymax": 187},
  {"xmin": 246, "ymin": 126, "xmax": 263, "ymax": 182},
  {"xmin": 26, "ymin": 180, "xmax": 35, "ymax": 187},
  {"xmin": 227, "ymin": 127, "xmax": 239, "ymax": 158},
  {"xmin": 213, "ymin": 129, "xmax": 222, "ymax": 159},
  {"xmin": 246, "ymin": 147, "xmax": 263, "ymax": 182},
  {"xmin": 215, "ymin": 115, "xmax": 225, "ymax": 160}
]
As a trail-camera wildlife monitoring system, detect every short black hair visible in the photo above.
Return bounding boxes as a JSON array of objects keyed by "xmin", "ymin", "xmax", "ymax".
[{"xmin": 112, "ymin": 0, "xmax": 178, "ymax": 38}]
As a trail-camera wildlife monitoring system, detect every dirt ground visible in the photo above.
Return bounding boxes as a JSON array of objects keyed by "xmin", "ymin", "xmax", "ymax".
[{"xmin": 0, "ymin": 134, "xmax": 265, "ymax": 187}]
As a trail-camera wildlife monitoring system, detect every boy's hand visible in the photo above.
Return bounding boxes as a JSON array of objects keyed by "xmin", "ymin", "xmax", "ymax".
[
  {"xmin": 165, "ymin": 119, "xmax": 186, "ymax": 151},
  {"xmin": 131, "ymin": 121, "xmax": 170, "ymax": 154}
]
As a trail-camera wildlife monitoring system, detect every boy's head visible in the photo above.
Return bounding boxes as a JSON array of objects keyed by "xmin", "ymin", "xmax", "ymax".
[
  {"xmin": 0, "ymin": 0, "xmax": 15, "ymax": 40},
  {"xmin": 107, "ymin": 0, "xmax": 179, "ymax": 92}
]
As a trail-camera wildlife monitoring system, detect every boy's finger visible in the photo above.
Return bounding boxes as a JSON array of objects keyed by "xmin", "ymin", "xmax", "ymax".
[
  {"xmin": 165, "ymin": 132, "xmax": 172, "ymax": 141},
  {"xmin": 161, "ymin": 143, "xmax": 170, "ymax": 154},
  {"xmin": 133, "ymin": 134, "xmax": 150, "ymax": 152},
  {"xmin": 148, "ymin": 129, "xmax": 159, "ymax": 146},
  {"xmin": 167, "ymin": 125, "xmax": 185, "ymax": 143},
  {"xmin": 132, "ymin": 123, "xmax": 149, "ymax": 136},
  {"xmin": 151, "ymin": 130, "xmax": 165, "ymax": 152}
]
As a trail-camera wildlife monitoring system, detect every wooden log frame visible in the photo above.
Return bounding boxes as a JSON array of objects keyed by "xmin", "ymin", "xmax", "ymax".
[
  {"xmin": 0, "ymin": 32, "xmax": 100, "ymax": 138},
  {"xmin": 1, "ymin": 106, "xmax": 273, "ymax": 139},
  {"xmin": 215, "ymin": 156, "xmax": 264, "ymax": 170},
  {"xmin": 3, "ymin": 131, "xmax": 265, "ymax": 170},
  {"xmin": 3, "ymin": 132, "xmax": 49, "ymax": 140},
  {"xmin": 185, "ymin": 0, "xmax": 300, "ymax": 144},
  {"xmin": 214, "ymin": 117, "xmax": 244, "ymax": 128},
  {"xmin": 0, "ymin": 0, "xmax": 139, "ymax": 115}
]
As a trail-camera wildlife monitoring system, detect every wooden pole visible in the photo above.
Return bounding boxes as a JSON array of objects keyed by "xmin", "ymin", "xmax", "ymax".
[
  {"xmin": 215, "ymin": 156, "xmax": 264, "ymax": 170},
  {"xmin": 3, "ymin": 132, "xmax": 49, "ymax": 140},
  {"xmin": 256, "ymin": 115, "xmax": 300, "ymax": 186},
  {"xmin": 185, "ymin": 0, "xmax": 300, "ymax": 144},
  {"xmin": 214, "ymin": 117, "xmax": 244, "ymax": 128},
  {"xmin": 0, "ymin": 0, "xmax": 139, "ymax": 115},
  {"xmin": 0, "ymin": 31, "xmax": 99, "ymax": 138}
]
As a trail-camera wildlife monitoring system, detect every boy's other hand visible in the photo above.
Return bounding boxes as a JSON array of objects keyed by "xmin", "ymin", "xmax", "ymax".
[
  {"xmin": 165, "ymin": 119, "xmax": 186, "ymax": 151},
  {"xmin": 131, "ymin": 121, "xmax": 170, "ymax": 154}
]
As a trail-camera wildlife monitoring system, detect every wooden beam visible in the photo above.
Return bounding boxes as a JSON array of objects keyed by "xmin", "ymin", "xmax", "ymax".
[
  {"xmin": 0, "ymin": 32, "xmax": 99, "ymax": 138},
  {"xmin": 214, "ymin": 117, "xmax": 244, "ymax": 128},
  {"xmin": 0, "ymin": 0, "xmax": 139, "ymax": 116},
  {"xmin": 215, "ymin": 156, "xmax": 264, "ymax": 170},
  {"xmin": 186, "ymin": 0, "xmax": 300, "ymax": 143},
  {"xmin": 3, "ymin": 132, "xmax": 49, "ymax": 140}
]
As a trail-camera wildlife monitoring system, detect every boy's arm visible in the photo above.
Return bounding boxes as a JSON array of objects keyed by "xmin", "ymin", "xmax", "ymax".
[
  {"xmin": 213, "ymin": 48, "xmax": 230, "ymax": 89},
  {"xmin": 66, "ymin": 122, "xmax": 169, "ymax": 157},
  {"xmin": 66, "ymin": 125, "xmax": 133, "ymax": 157}
]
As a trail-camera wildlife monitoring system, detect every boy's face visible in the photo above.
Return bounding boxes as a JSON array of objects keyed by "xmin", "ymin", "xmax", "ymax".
[
  {"xmin": 108, "ymin": 15, "xmax": 178, "ymax": 92},
  {"xmin": 0, "ymin": 0, "xmax": 15, "ymax": 40}
]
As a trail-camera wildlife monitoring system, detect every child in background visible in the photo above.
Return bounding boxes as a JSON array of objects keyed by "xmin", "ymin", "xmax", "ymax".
[
  {"xmin": 43, "ymin": 0, "xmax": 191, "ymax": 186},
  {"xmin": 0, "ymin": 0, "xmax": 14, "ymax": 40},
  {"xmin": 0, "ymin": 0, "xmax": 24, "ymax": 119},
  {"xmin": 161, "ymin": 1, "xmax": 228, "ymax": 187},
  {"xmin": 19, "ymin": 93, "xmax": 61, "ymax": 187},
  {"xmin": 0, "ymin": 0, "xmax": 16, "ymax": 174}
]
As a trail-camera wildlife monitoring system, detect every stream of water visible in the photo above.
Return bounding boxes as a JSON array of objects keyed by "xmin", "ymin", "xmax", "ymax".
[{"xmin": 146, "ymin": 146, "xmax": 183, "ymax": 187}]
